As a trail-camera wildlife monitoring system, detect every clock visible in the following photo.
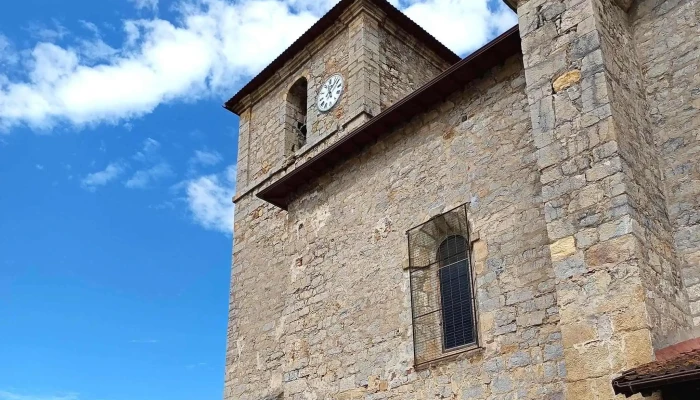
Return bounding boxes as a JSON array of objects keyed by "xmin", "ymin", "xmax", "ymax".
[{"xmin": 317, "ymin": 74, "xmax": 344, "ymax": 112}]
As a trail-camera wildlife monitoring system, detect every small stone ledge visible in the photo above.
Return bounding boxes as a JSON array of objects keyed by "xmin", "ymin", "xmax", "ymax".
[
  {"xmin": 233, "ymin": 123, "xmax": 346, "ymax": 204},
  {"xmin": 234, "ymin": 107, "xmax": 378, "ymax": 205},
  {"xmin": 415, "ymin": 345, "xmax": 484, "ymax": 371}
]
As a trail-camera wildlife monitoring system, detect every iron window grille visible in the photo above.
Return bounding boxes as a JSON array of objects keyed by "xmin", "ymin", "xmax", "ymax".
[{"xmin": 407, "ymin": 203, "xmax": 478, "ymax": 368}]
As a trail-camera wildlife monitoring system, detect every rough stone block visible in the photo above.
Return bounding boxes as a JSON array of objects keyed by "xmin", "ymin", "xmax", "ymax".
[
  {"xmin": 552, "ymin": 70, "xmax": 582, "ymax": 93},
  {"xmin": 564, "ymin": 343, "xmax": 612, "ymax": 381},
  {"xmin": 550, "ymin": 236, "xmax": 577, "ymax": 262},
  {"xmin": 561, "ymin": 321, "xmax": 597, "ymax": 348},
  {"xmin": 622, "ymin": 330, "xmax": 654, "ymax": 368}
]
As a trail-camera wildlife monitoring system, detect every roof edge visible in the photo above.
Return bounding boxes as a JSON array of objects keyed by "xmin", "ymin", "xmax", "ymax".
[{"xmin": 613, "ymin": 369, "xmax": 700, "ymax": 397}]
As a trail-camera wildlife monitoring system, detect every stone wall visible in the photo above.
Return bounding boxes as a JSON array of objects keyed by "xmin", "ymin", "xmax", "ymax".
[
  {"xmin": 593, "ymin": 0, "xmax": 690, "ymax": 348},
  {"xmin": 378, "ymin": 24, "xmax": 450, "ymax": 110},
  {"xmin": 226, "ymin": 56, "xmax": 567, "ymax": 399},
  {"xmin": 515, "ymin": 0, "xmax": 695, "ymax": 396},
  {"xmin": 633, "ymin": 0, "xmax": 700, "ymax": 328}
]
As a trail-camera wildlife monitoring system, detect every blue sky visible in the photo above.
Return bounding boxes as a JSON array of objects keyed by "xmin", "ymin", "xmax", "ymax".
[{"xmin": 0, "ymin": 1, "xmax": 515, "ymax": 399}]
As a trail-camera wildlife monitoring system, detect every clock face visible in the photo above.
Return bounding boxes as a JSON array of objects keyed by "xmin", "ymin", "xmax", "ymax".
[{"xmin": 317, "ymin": 74, "xmax": 344, "ymax": 112}]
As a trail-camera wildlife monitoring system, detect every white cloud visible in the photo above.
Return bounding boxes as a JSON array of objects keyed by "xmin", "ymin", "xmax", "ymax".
[
  {"xmin": 0, "ymin": 0, "xmax": 516, "ymax": 131},
  {"xmin": 81, "ymin": 161, "xmax": 127, "ymax": 190},
  {"xmin": 401, "ymin": 0, "xmax": 516, "ymax": 55},
  {"xmin": 0, "ymin": 391, "xmax": 79, "ymax": 400},
  {"xmin": 35, "ymin": 164, "xmax": 44, "ymax": 170},
  {"xmin": 125, "ymin": 162, "xmax": 173, "ymax": 188},
  {"xmin": 183, "ymin": 164, "xmax": 236, "ymax": 234},
  {"xmin": 190, "ymin": 149, "xmax": 223, "ymax": 167}
]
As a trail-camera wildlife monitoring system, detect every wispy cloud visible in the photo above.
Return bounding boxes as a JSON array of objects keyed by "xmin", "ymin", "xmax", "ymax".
[
  {"xmin": 23, "ymin": 19, "xmax": 69, "ymax": 42},
  {"xmin": 133, "ymin": 137, "xmax": 161, "ymax": 163},
  {"xmin": 78, "ymin": 21, "xmax": 101, "ymax": 36},
  {"xmin": 0, "ymin": 34, "xmax": 19, "ymax": 67},
  {"xmin": 124, "ymin": 138, "xmax": 173, "ymax": 188},
  {"xmin": 130, "ymin": 0, "xmax": 159, "ymax": 12},
  {"xmin": 35, "ymin": 164, "xmax": 44, "ymax": 170},
  {"xmin": 0, "ymin": 391, "xmax": 79, "ymax": 400},
  {"xmin": 81, "ymin": 161, "xmax": 127, "ymax": 191},
  {"xmin": 180, "ymin": 164, "xmax": 236, "ymax": 234},
  {"xmin": 125, "ymin": 162, "xmax": 173, "ymax": 189},
  {"xmin": 129, "ymin": 339, "xmax": 159, "ymax": 344},
  {"xmin": 79, "ymin": 138, "xmax": 174, "ymax": 191},
  {"xmin": 0, "ymin": 0, "xmax": 515, "ymax": 131},
  {"xmin": 149, "ymin": 200, "xmax": 175, "ymax": 210},
  {"xmin": 189, "ymin": 150, "xmax": 223, "ymax": 168}
]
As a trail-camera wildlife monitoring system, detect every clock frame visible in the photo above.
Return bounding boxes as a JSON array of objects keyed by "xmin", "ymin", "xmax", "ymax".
[{"xmin": 317, "ymin": 73, "xmax": 344, "ymax": 113}]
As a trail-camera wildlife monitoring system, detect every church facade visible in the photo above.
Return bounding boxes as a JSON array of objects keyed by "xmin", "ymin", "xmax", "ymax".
[{"xmin": 223, "ymin": 0, "xmax": 700, "ymax": 398}]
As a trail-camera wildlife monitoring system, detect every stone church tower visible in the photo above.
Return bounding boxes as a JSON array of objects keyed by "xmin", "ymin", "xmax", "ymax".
[{"xmin": 223, "ymin": 0, "xmax": 700, "ymax": 398}]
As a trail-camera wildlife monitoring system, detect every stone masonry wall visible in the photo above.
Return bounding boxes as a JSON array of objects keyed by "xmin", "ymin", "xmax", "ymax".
[
  {"xmin": 378, "ymin": 26, "xmax": 450, "ymax": 110},
  {"xmin": 593, "ymin": 0, "xmax": 690, "ymax": 348},
  {"xmin": 515, "ymin": 0, "xmax": 694, "ymax": 397},
  {"xmin": 226, "ymin": 56, "xmax": 568, "ymax": 399},
  {"xmin": 633, "ymin": 0, "xmax": 700, "ymax": 328}
]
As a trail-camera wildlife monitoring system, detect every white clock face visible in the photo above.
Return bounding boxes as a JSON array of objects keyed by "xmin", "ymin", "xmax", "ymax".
[{"xmin": 317, "ymin": 74, "xmax": 344, "ymax": 112}]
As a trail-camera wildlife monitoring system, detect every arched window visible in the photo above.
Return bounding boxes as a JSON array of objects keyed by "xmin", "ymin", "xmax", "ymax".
[
  {"xmin": 437, "ymin": 235, "xmax": 475, "ymax": 350},
  {"xmin": 407, "ymin": 203, "xmax": 476, "ymax": 367},
  {"xmin": 285, "ymin": 77, "xmax": 308, "ymax": 156}
]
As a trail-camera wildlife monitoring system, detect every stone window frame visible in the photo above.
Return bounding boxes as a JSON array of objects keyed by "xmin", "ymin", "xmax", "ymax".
[
  {"xmin": 283, "ymin": 76, "xmax": 309, "ymax": 157},
  {"xmin": 407, "ymin": 203, "xmax": 480, "ymax": 369}
]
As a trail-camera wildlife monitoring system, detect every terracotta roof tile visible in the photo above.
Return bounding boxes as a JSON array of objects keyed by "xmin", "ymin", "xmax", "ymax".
[
  {"xmin": 612, "ymin": 348, "xmax": 700, "ymax": 397},
  {"xmin": 656, "ymin": 337, "xmax": 700, "ymax": 361}
]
